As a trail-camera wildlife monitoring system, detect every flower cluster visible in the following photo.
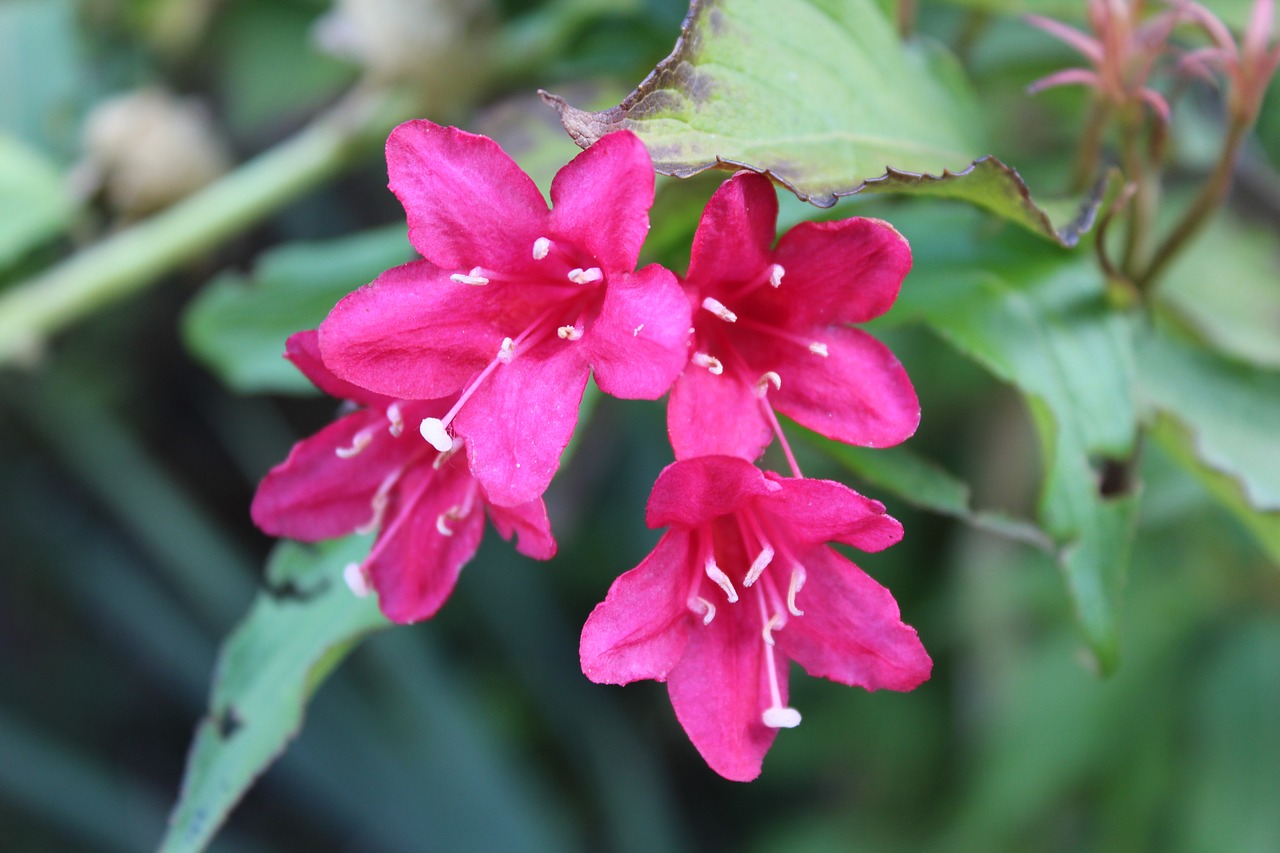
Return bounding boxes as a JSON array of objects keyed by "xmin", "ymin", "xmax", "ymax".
[{"xmin": 253, "ymin": 121, "xmax": 931, "ymax": 780}]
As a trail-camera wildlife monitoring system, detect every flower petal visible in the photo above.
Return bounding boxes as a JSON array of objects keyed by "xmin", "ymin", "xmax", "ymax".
[
  {"xmin": 762, "ymin": 474, "xmax": 903, "ymax": 552},
  {"xmin": 587, "ymin": 264, "xmax": 691, "ymax": 400},
  {"xmin": 285, "ymin": 330, "xmax": 391, "ymax": 407},
  {"xmin": 549, "ymin": 131, "xmax": 654, "ymax": 272},
  {"xmin": 686, "ymin": 171, "xmax": 778, "ymax": 289},
  {"xmin": 580, "ymin": 531, "xmax": 696, "ymax": 684},
  {"xmin": 454, "ymin": 332, "xmax": 590, "ymax": 506},
  {"xmin": 487, "ymin": 498, "xmax": 557, "ymax": 560},
  {"xmin": 646, "ymin": 456, "xmax": 778, "ymax": 530},
  {"xmin": 666, "ymin": 362, "xmax": 772, "ymax": 461},
  {"xmin": 777, "ymin": 547, "xmax": 932, "ymax": 692},
  {"xmin": 765, "ymin": 324, "xmax": 920, "ymax": 448},
  {"xmin": 666, "ymin": 594, "xmax": 780, "ymax": 782},
  {"xmin": 367, "ymin": 463, "xmax": 487, "ymax": 624},
  {"xmin": 759, "ymin": 217, "xmax": 911, "ymax": 328},
  {"xmin": 319, "ymin": 260, "xmax": 511, "ymax": 400},
  {"xmin": 250, "ymin": 411, "xmax": 406, "ymax": 541},
  {"xmin": 387, "ymin": 120, "xmax": 549, "ymax": 274}
]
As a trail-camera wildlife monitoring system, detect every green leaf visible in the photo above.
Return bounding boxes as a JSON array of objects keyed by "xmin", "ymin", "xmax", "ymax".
[
  {"xmin": 542, "ymin": 0, "xmax": 981, "ymax": 206},
  {"xmin": 895, "ymin": 208, "xmax": 1140, "ymax": 671},
  {"xmin": 183, "ymin": 226, "xmax": 412, "ymax": 394},
  {"xmin": 0, "ymin": 133, "xmax": 74, "ymax": 270},
  {"xmin": 808, "ymin": 436, "xmax": 1053, "ymax": 549},
  {"xmin": 160, "ymin": 535, "xmax": 390, "ymax": 853},
  {"xmin": 0, "ymin": 0, "xmax": 84, "ymax": 155}
]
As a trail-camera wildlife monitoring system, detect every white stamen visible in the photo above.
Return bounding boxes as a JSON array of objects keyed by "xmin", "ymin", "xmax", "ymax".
[
  {"xmin": 768, "ymin": 264, "xmax": 785, "ymax": 287},
  {"xmin": 532, "ymin": 237, "xmax": 551, "ymax": 260},
  {"xmin": 436, "ymin": 512, "xmax": 455, "ymax": 536},
  {"xmin": 690, "ymin": 596, "xmax": 717, "ymax": 625},
  {"xmin": 754, "ymin": 371, "xmax": 782, "ymax": 398},
  {"xmin": 386, "ymin": 402, "xmax": 405, "ymax": 437},
  {"xmin": 633, "ymin": 323, "xmax": 644, "ymax": 337},
  {"xmin": 343, "ymin": 563, "xmax": 372, "ymax": 597},
  {"xmin": 762, "ymin": 612, "xmax": 784, "ymax": 646},
  {"xmin": 335, "ymin": 429, "xmax": 373, "ymax": 459},
  {"xmin": 568, "ymin": 267, "xmax": 603, "ymax": 285},
  {"xmin": 355, "ymin": 489, "xmax": 389, "ymax": 535},
  {"xmin": 419, "ymin": 417, "xmax": 453, "ymax": 452},
  {"xmin": 497, "ymin": 336, "xmax": 516, "ymax": 364},
  {"xmin": 433, "ymin": 442, "xmax": 460, "ymax": 469},
  {"xmin": 701, "ymin": 296, "xmax": 738, "ymax": 323},
  {"xmin": 787, "ymin": 565, "xmax": 807, "ymax": 616},
  {"xmin": 808, "ymin": 341, "xmax": 829, "ymax": 357},
  {"xmin": 450, "ymin": 267, "xmax": 490, "ymax": 286},
  {"xmin": 692, "ymin": 352, "xmax": 724, "ymax": 376},
  {"xmin": 763, "ymin": 706, "xmax": 802, "ymax": 728},
  {"xmin": 557, "ymin": 325, "xmax": 583, "ymax": 341},
  {"xmin": 743, "ymin": 545, "xmax": 775, "ymax": 587},
  {"xmin": 704, "ymin": 556, "xmax": 739, "ymax": 603}
]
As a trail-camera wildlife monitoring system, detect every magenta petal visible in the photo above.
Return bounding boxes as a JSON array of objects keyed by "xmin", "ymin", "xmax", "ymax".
[
  {"xmin": 367, "ymin": 465, "xmax": 486, "ymax": 624},
  {"xmin": 666, "ymin": 364, "xmax": 772, "ymax": 461},
  {"xmin": 319, "ymin": 260, "xmax": 507, "ymax": 400},
  {"xmin": 778, "ymin": 547, "xmax": 932, "ymax": 692},
  {"xmin": 762, "ymin": 217, "xmax": 911, "ymax": 328},
  {"xmin": 251, "ymin": 412, "xmax": 402, "ymax": 541},
  {"xmin": 686, "ymin": 172, "xmax": 778, "ymax": 288},
  {"xmin": 488, "ymin": 498, "xmax": 557, "ymax": 560},
  {"xmin": 646, "ymin": 456, "xmax": 778, "ymax": 529},
  {"xmin": 580, "ymin": 531, "xmax": 695, "ymax": 684},
  {"xmin": 667, "ymin": 598, "xmax": 780, "ymax": 782},
  {"xmin": 549, "ymin": 131, "xmax": 654, "ymax": 272},
  {"xmin": 587, "ymin": 264, "xmax": 691, "ymax": 400},
  {"xmin": 763, "ymin": 474, "xmax": 904, "ymax": 552},
  {"xmin": 767, "ymin": 324, "xmax": 920, "ymax": 448},
  {"xmin": 285, "ymin": 330, "xmax": 391, "ymax": 407},
  {"xmin": 453, "ymin": 334, "xmax": 590, "ymax": 506},
  {"xmin": 387, "ymin": 120, "xmax": 549, "ymax": 273}
]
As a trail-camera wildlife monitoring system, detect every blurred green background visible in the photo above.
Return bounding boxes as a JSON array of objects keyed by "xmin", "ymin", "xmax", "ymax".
[{"xmin": 2, "ymin": 0, "xmax": 1279, "ymax": 851}]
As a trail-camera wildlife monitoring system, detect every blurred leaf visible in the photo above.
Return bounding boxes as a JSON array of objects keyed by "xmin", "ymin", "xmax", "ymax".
[
  {"xmin": 0, "ymin": 133, "xmax": 74, "ymax": 270},
  {"xmin": 0, "ymin": 0, "xmax": 83, "ymax": 155},
  {"xmin": 543, "ymin": 0, "xmax": 982, "ymax": 207},
  {"xmin": 160, "ymin": 535, "xmax": 390, "ymax": 853},
  {"xmin": 895, "ymin": 209, "xmax": 1139, "ymax": 671},
  {"xmin": 807, "ymin": 435, "xmax": 1053, "ymax": 549},
  {"xmin": 1158, "ymin": 214, "xmax": 1280, "ymax": 370},
  {"xmin": 183, "ymin": 226, "xmax": 412, "ymax": 394}
]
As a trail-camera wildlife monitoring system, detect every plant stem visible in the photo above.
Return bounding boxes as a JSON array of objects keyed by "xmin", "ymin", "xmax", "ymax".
[{"xmin": 0, "ymin": 86, "xmax": 409, "ymax": 368}]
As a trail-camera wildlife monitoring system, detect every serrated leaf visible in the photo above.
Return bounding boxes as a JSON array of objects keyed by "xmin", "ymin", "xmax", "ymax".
[
  {"xmin": 0, "ymin": 133, "xmax": 74, "ymax": 269},
  {"xmin": 807, "ymin": 436, "xmax": 1053, "ymax": 549},
  {"xmin": 160, "ymin": 535, "xmax": 389, "ymax": 853},
  {"xmin": 894, "ymin": 207, "xmax": 1140, "ymax": 671},
  {"xmin": 183, "ymin": 226, "xmax": 412, "ymax": 394},
  {"xmin": 543, "ymin": 0, "xmax": 981, "ymax": 206}
]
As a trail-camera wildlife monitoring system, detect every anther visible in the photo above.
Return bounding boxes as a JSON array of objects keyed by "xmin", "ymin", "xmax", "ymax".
[
  {"xmin": 743, "ymin": 545, "xmax": 775, "ymax": 587},
  {"xmin": 343, "ymin": 563, "xmax": 372, "ymax": 597},
  {"xmin": 497, "ymin": 337, "xmax": 516, "ymax": 364},
  {"xmin": 769, "ymin": 264, "xmax": 785, "ymax": 287},
  {"xmin": 436, "ymin": 512, "xmax": 455, "ymax": 536},
  {"xmin": 754, "ymin": 371, "xmax": 782, "ymax": 399},
  {"xmin": 704, "ymin": 556, "xmax": 739, "ymax": 603},
  {"xmin": 450, "ymin": 267, "xmax": 490, "ymax": 286},
  {"xmin": 701, "ymin": 296, "xmax": 738, "ymax": 323},
  {"xmin": 692, "ymin": 352, "xmax": 724, "ymax": 376},
  {"xmin": 557, "ymin": 325, "xmax": 583, "ymax": 341},
  {"xmin": 763, "ymin": 706, "xmax": 802, "ymax": 728},
  {"xmin": 386, "ymin": 402, "xmax": 405, "ymax": 437},
  {"xmin": 808, "ymin": 342, "xmax": 829, "ymax": 357},
  {"xmin": 690, "ymin": 596, "xmax": 717, "ymax": 625},
  {"xmin": 335, "ymin": 429, "xmax": 373, "ymax": 459},
  {"xmin": 762, "ymin": 612, "xmax": 785, "ymax": 646},
  {"xmin": 419, "ymin": 417, "xmax": 453, "ymax": 452},
  {"xmin": 787, "ymin": 565, "xmax": 806, "ymax": 617},
  {"xmin": 633, "ymin": 324, "xmax": 644, "ymax": 336},
  {"xmin": 568, "ymin": 267, "xmax": 603, "ymax": 285},
  {"xmin": 532, "ymin": 237, "xmax": 551, "ymax": 260}
]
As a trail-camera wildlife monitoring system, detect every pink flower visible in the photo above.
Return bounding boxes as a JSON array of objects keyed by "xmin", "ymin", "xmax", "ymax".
[
  {"xmin": 1178, "ymin": 0, "xmax": 1280, "ymax": 124},
  {"xmin": 252, "ymin": 331, "xmax": 555, "ymax": 624},
  {"xmin": 319, "ymin": 122, "xmax": 691, "ymax": 506},
  {"xmin": 580, "ymin": 456, "xmax": 932, "ymax": 781},
  {"xmin": 667, "ymin": 171, "xmax": 918, "ymax": 461}
]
